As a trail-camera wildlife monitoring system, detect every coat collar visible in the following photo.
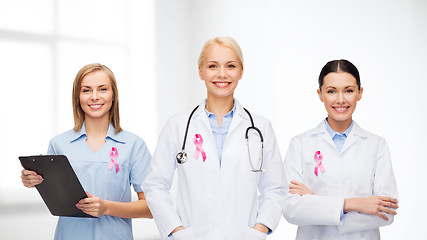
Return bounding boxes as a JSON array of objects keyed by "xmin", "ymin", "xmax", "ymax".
[
  {"xmin": 229, "ymin": 99, "xmax": 250, "ymax": 135},
  {"xmin": 311, "ymin": 120, "xmax": 368, "ymax": 137},
  {"xmin": 340, "ymin": 121, "xmax": 368, "ymax": 153},
  {"xmin": 194, "ymin": 98, "xmax": 250, "ymax": 135},
  {"xmin": 311, "ymin": 120, "xmax": 368, "ymax": 153}
]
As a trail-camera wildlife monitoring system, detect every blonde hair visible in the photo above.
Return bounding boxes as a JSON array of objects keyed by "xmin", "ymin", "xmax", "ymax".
[
  {"xmin": 72, "ymin": 63, "xmax": 122, "ymax": 134},
  {"xmin": 198, "ymin": 36, "xmax": 244, "ymax": 69}
]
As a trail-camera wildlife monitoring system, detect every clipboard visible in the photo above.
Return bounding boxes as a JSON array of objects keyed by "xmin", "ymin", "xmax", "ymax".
[{"xmin": 19, "ymin": 155, "xmax": 95, "ymax": 218}]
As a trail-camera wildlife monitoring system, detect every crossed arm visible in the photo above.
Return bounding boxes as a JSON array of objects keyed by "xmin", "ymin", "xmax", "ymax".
[{"xmin": 289, "ymin": 180, "xmax": 398, "ymax": 221}]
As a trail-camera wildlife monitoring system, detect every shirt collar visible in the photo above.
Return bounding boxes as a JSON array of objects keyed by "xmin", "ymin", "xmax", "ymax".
[
  {"xmin": 324, "ymin": 118, "xmax": 353, "ymax": 138},
  {"xmin": 70, "ymin": 122, "xmax": 125, "ymax": 143},
  {"xmin": 204, "ymin": 99, "xmax": 236, "ymax": 118}
]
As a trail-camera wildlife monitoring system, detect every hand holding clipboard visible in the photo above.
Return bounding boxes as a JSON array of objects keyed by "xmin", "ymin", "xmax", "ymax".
[
  {"xmin": 21, "ymin": 168, "xmax": 44, "ymax": 188},
  {"xmin": 19, "ymin": 155, "xmax": 95, "ymax": 218}
]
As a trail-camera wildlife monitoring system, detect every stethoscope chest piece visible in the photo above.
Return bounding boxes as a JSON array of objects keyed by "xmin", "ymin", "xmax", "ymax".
[
  {"xmin": 176, "ymin": 105, "xmax": 264, "ymax": 172},
  {"xmin": 176, "ymin": 151, "xmax": 188, "ymax": 164}
]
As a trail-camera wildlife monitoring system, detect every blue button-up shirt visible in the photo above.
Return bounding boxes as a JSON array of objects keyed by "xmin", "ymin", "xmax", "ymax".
[
  {"xmin": 47, "ymin": 123, "xmax": 151, "ymax": 240},
  {"xmin": 324, "ymin": 118, "xmax": 353, "ymax": 218},
  {"xmin": 324, "ymin": 118, "xmax": 354, "ymax": 152},
  {"xmin": 205, "ymin": 102, "xmax": 236, "ymax": 166}
]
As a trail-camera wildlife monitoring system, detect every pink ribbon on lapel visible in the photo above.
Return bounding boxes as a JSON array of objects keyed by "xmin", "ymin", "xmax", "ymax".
[
  {"xmin": 193, "ymin": 134, "xmax": 207, "ymax": 162},
  {"xmin": 108, "ymin": 147, "xmax": 119, "ymax": 173},
  {"xmin": 314, "ymin": 151, "xmax": 325, "ymax": 176}
]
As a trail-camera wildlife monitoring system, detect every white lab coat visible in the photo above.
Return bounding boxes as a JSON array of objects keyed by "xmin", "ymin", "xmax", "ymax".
[
  {"xmin": 142, "ymin": 99, "xmax": 286, "ymax": 240},
  {"xmin": 282, "ymin": 121, "xmax": 398, "ymax": 240}
]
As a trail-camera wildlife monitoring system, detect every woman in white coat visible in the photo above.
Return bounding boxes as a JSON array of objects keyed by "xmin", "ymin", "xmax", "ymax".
[
  {"xmin": 142, "ymin": 36, "xmax": 286, "ymax": 240},
  {"xmin": 282, "ymin": 59, "xmax": 399, "ymax": 240}
]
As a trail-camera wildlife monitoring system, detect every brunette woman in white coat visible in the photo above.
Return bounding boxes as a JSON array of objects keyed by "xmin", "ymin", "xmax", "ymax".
[
  {"xmin": 142, "ymin": 36, "xmax": 286, "ymax": 240},
  {"xmin": 282, "ymin": 59, "xmax": 398, "ymax": 240}
]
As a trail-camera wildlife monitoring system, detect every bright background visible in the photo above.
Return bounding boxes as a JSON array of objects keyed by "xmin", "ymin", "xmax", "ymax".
[{"xmin": 0, "ymin": 0, "xmax": 426, "ymax": 239}]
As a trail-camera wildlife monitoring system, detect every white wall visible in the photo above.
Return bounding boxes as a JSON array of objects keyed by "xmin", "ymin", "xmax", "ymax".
[{"xmin": 0, "ymin": 0, "xmax": 426, "ymax": 239}]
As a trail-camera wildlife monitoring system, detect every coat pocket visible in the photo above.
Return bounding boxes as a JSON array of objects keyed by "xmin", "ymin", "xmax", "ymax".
[
  {"xmin": 172, "ymin": 227, "xmax": 194, "ymax": 240},
  {"xmin": 245, "ymin": 227, "xmax": 267, "ymax": 240}
]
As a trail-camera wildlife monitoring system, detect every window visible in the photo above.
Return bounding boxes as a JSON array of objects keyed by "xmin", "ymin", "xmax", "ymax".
[{"xmin": 0, "ymin": 0, "xmax": 155, "ymax": 205}]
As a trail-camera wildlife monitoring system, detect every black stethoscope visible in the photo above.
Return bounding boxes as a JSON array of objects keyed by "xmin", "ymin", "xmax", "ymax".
[{"xmin": 176, "ymin": 105, "xmax": 264, "ymax": 172}]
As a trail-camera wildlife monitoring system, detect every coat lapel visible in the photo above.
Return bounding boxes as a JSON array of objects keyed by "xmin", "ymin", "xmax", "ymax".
[
  {"xmin": 227, "ymin": 99, "xmax": 247, "ymax": 136},
  {"xmin": 312, "ymin": 122, "xmax": 336, "ymax": 150},
  {"xmin": 195, "ymin": 99, "xmax": 213, "ymax": 132},
  {"xmin": 188, "ymin": 101, "xmax": 218, "ymax": 165},
  {"xmin": 340, "ymin": 122, "xmax": 368, "ymax": 154}
]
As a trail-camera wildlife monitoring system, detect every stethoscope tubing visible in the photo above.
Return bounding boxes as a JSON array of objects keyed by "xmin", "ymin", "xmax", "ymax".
[
  {"xmin": 180, "ymin": 105, "xmax": 200, "ymax": 152},
  {"xmin": 176, "ymin": 105, "xmax": 264, "ymax": 172}
]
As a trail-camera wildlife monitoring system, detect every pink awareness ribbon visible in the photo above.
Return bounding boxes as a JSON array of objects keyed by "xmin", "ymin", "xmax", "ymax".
[
  {"xmin": 108, "ymin": 147, "xmax": 119, "ymax": 173},
  {"xmin": 314, "ymin": 151, "xmax": 325, "ymax": 176},
  {"xmin": 193, "ymin": 134, "xmax": 207, "ymax": 162}
]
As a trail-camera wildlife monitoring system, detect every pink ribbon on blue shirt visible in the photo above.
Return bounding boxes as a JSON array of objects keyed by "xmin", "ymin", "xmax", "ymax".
[
  {"xmin": 108, "ymin": 147, "xmax": 119, "ymax": 173},
  {"xmin": 314, "ymin": 151, "xmax": 325, "ymax": 176},
  {"xmin": 193, "ymin": 134, "xmax": 207, "ymax": 162}
]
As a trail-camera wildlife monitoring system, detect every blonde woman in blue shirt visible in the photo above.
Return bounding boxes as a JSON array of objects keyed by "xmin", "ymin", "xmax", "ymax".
[
  {"xmin": 21, "ymin": 63, "xmax": 152, "ymax": 240},
  {"xmin": 282, "ymin": 59, "xmax": 399, "ymax": 240}
]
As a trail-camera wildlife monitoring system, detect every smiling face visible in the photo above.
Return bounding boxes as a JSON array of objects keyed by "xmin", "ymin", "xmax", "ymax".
[
  {"xmin": 317, "ymin": 72, "xmax": 363, "ymax": 132},
  {"xmin": 198, "ymin": 44, "xmax": 243, "ymax": 102},
  {"xmin": 79, "ymin": 70, "xmax": 114, "ymax": 122}
]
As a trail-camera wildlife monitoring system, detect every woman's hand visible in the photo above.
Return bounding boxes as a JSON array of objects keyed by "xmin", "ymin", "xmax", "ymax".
[
  {"xmin": 344, "ymin": 196, "xmax": 399, "ymax": 221},
  {"xmin": 21, "ymin": 169, "xmax": 43, "ymax": 188},
  {"xmin": 171, "ymin": 226, "xmax": 185, "ymax": 235},
  {"xmin": 253, "ymin": 223, "xmax": 269, "ymax": 234},
  {"xmin": 76, "ymin": 192, "xmax": 106, "ymax": 217},
  {"xmin": 289, "ymin": 180, "xmax": 314, "ymax": 196}
]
